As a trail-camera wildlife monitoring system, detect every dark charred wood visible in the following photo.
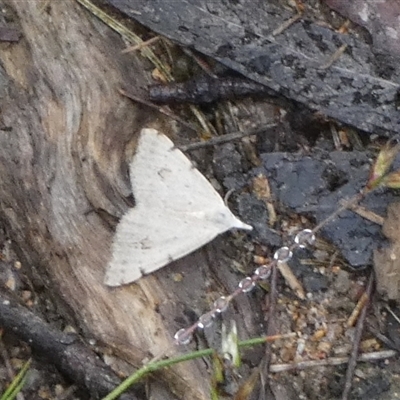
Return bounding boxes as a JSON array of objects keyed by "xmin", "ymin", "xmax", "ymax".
[
  {"xmin": 149, "ymin": 76, "xmax": 275, "ymax": 104},
  {"xmin": 109, "ymin": 0, "xmax": 400, "ymax": 136}
]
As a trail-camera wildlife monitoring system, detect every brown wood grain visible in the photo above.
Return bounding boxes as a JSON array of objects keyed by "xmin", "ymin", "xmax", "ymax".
[
  {"xmin": 374, "ymin": 202, "xmax": 400, "ymax": 301},
  {"xmin": 0, "ymin": 1, "xmax": 223, "ymax": 398}
]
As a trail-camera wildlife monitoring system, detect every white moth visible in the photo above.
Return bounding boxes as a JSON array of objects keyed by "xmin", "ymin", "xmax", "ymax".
[{"xmin": 105, "ymin": 128, "xmax": 252, "ymax": 286}]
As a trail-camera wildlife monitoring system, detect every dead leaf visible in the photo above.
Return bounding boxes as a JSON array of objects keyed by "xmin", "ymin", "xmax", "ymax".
[
  {"xmin": 373, "ymin": 202, "xmax": 400, "ymax": 300},
  {"xmin": 252, "ymin": 174, "xmax": 277, "ymax": 226}
]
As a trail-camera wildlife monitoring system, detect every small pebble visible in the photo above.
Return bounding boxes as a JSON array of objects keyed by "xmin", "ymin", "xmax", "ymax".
[{"xmin": 334, "ymin": 270, "xmax": 351, "ymax": 294}]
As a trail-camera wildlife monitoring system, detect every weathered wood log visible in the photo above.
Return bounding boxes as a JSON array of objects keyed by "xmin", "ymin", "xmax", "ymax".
[
  {"xmin": 0, "ymin": 1, "xmax": 259, "ymax": 398},
  {"xmin": 0, "ymin": 289, "xmax": 139, "ymax": 400}
]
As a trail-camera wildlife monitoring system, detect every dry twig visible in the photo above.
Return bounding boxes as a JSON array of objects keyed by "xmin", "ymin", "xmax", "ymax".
[
  {"xmin": 270, "ymin": 350, "xmax": 396, "ymax": 373},
  {"xmin": 179, "ymin": 124, "xmax": 276, "ymax": 151},
  {"xmin": 342, "ymin": 272, "xmax": 374, "ymax": 400}
]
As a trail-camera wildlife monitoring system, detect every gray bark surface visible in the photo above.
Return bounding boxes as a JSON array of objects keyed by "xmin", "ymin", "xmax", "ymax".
[
  {"xmin": 110, "ymin": 0, "xmax": 400, "ymax": 136},
  {"xmin": 0, "ymin": 1, "xmax": 250, "ymax": 398}
]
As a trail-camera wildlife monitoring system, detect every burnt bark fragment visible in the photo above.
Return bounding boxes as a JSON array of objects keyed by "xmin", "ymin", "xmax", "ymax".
[
  {"xmin": 149, "ymin": 76, "xmax": 274, "ymax": 104},
  {"xmin": 108, "ymin": 0, "xmax": 400, "ymax": 136},
  {"xmin": 257, "ymin": 151, "xmax": 400, "ymax": 267}
]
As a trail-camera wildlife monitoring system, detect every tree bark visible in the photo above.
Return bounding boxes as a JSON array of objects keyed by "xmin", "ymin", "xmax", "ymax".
[{"xmin": 0, "ymin": 1, "xmax": 240, "ymax": 398}]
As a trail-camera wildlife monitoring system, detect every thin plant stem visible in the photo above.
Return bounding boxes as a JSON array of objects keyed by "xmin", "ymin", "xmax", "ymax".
[
  {"xmin": 312, "ymin": 190, "xmax": 367, "ymax": 233},
  {"xmin": 75, "ymin": 0, "xmax": 172, "ymax": 80},
  {"xmin": 102, "ymin": 333, "xmax": 295, "ymax": 400},
  {"xmin": 341, "ymin": 272, "xmax": 374, "ymax": 400},
  {"xmin": 0, "ymin": 359, "xmax": 31, "ymax": 400}
]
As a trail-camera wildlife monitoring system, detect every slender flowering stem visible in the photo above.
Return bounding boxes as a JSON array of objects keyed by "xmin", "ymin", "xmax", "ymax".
[
  {"xmin": 312, "ymin": 190, "xmax": 367, "ymax": 234},
  {"xmin": 104, "ymin": 333, "xmax": 296, "ymax": 400},
  {"xmin": 174, "ymin": 186, "xmax": 374, "ymax": 345},
  {"xmin": 174, "ymin": 229, "xmax": 316, "ymax": 345}
]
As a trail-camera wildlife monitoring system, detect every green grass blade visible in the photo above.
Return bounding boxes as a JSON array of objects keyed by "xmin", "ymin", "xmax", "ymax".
[{"xmin": 1, "ymin": 359, "xmax": 31, "ymax": 400}]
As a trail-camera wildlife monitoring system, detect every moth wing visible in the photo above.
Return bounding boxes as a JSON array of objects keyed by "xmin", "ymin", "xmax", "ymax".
[
  {"xmin": 131, "ymin": 129, "xmax": 227, "ymax": 212},
  {"xmin": 105, "ymin": 206, "xmax": 231, "ymax": 286},
  {"xmin": 105, "ymin": 128, "xmax": 252, "ymax": 286}
]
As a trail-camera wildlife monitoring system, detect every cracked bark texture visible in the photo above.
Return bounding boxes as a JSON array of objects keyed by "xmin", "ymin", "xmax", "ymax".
[
  {"xmin": 0, "ymin": 1, "xmax": 244, "ymax": 398},
  {"xmin": 111, "ymin": 0, "xmax": 400, "ymax": 136}
]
